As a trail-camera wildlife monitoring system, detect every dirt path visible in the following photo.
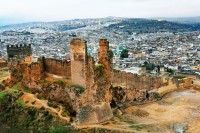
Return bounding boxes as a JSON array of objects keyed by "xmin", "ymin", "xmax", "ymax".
[
  {"xmin": 19, "ymin": 91, "xmax": 70, "ymax": 122},
  {"xmin": 76, "ymin": 123, "xmax": 138, "ymax": 133}
]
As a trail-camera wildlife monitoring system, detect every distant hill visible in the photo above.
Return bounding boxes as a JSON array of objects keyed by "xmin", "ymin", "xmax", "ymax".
[
  {"xmin": 0, "ymin": 18, "xmax": 29, "ymax": 27},
  {"xmin": 106, "ymin": 18, "xmax": 200, "ymax": 34},
  {"xmin": 1, "ymin": 17, "xmax": 200, "ymax": 33},
  {"xmin": 153, "ymin": 17, "xmax": 200, "ymax": 24},
  {"xmin": 0, "ymin": 21, "xmax": 86, "ymax": 31}
]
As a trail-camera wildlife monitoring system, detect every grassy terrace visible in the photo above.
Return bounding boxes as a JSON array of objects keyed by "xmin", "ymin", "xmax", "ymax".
[{"xmin": 0, "ymin": 89, "xmax": 19, "ymax": 99}]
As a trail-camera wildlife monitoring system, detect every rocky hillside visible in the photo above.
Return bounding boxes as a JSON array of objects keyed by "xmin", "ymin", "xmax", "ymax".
[
  {"xmin": 106, "ymin": 18, "xmax": 200, "ymax": 34},
  {"xmin": 0, "ymin": 88, "xmax": 76, "ymax": 132}
]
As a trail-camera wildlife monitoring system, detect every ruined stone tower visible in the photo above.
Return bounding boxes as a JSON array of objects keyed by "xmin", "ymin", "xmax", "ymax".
[
  {"xmin": 99, "ymin": 39, "xmax": 109, "ymax": 59},
  {"xmin": 70, "ymin": 38, "xmax": 87, "ymax": 88},
  {"xmin": 73, "ymin": 38, "xmax": 113, "ymax": 125},
  {"xmin": 7, "ymin": 44, "xmax": 32, "ymax": 62},
  {"xmin": 97, "ymin": 39, "xmax": 113, "ymax": 103}
]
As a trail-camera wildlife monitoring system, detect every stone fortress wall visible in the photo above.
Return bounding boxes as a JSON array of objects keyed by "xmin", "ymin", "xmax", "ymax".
[
  {"xmin": 112, "ymin": 69, "xmax": 164, "ymax": 90},
  {"xmin": 111, "ymin": 69, "xmax": 193, "ymax": 105},
  {"xmin": 43, "ymin": 58, "xmax": 71, "ymax": 78},
  {"xmin": 7, "ymin": 44, "xmax": 32, "ymax": 61},
  {"xmin": 6, "ymin": 38, "xmax": 194, "ymax": 125}
]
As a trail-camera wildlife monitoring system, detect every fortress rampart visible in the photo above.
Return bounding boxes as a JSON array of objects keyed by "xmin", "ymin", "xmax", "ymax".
[
  {"xmin": 7, "ymin": 44, "xmax": 32, "ymax": 61},
  {"xmin": 7, "ymin": 38, "xmax": 194, "ymax": 125}
]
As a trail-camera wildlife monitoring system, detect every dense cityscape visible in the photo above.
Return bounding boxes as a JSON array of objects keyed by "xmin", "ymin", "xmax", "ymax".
[{"xmin": 0, "ymin": 18, "xmax": 200, "ymax": 77}]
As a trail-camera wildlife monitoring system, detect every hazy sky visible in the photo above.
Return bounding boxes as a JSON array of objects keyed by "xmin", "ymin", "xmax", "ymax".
[{"xmin": 0, "ymin": 0, "xmax": 200, "ymax": 22}]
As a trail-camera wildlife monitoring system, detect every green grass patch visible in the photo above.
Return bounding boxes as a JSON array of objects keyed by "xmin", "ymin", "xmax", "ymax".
[
  {"xmin": 49, "ymin": 126, "xmax": 75, "ymax": 133},
  {"xmin": 125, "ymin": 120, "xmax": 137, "ymax": 125},
  {"xmin": 11, "ymin": 84, "xmax": 31, "ymax": 93},
  {"xmin": 0, "ymin": 89, "xmax": 19, "ymax": 99},
  {"xmin": 129, "ymin": 125, "xmax": 143, "ymax": 131},
  {"xmin": 56, "ymin": 79, "xmax": 65, "ymax": 85},
  {"xmin": 23, "ymin": 86, "xmax": 30, "ymax": 93},
  {"xmin": 72, "ymin": 85, "xmax": 85, "ymax": 95},
  {"xmin": 16, "ymin": 98, "xmax": 26, "ymax": 108},
  {"xmin": 0, "ymin": 92, "xmax": 6, "ymax": 98},
  {"xmin": 173, "ymin": 75, "xmax": 186, "ymax": 79},
  {"xmin": 11, "ymin": 84, "xmax": 21, "ymax": 89}
]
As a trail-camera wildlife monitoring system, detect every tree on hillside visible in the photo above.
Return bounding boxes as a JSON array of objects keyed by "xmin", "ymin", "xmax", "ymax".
[
  {"xmin": 146, "ymin": 63, "xmax": 155, "ymax": 71},
  {"xmin": 120, "ymin": 49, "xmax": 129, "ymax": 59}
]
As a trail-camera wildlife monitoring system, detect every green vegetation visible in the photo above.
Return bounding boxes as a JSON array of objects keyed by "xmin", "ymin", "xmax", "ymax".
[
  {"xmin": 11, "ymin": 84, "xmax": 21, "ymax": 89},
  {"xmin": 146, "ymin": 63, "xmax": 155, "ymax": 71},
  {"xmin": 56, "ymin": 80, "xmax": 64, "ymax": 84},
  {"xmin": 173, "ymin": 75, "xmax": 186, "ymax": 79},
  {"xmin": 11, "ymin": 84, "xmax": 31, "ymax": 93},
  {"xmin": 129, "ymin": 125, "xmax": 143, "ymax": 131},
  {"xmin": 16, "ymin": 98, "xmax": 26, "ymax": 108},
  {"xmin": 95, "ymin": 64, "xmax": 104, "ymax": 76},
  {"xmin": 125, "ymin": 120, "xmax": 137, "ymax": 125},
  {"xmin": 49, "ymin": 126, "xmax": 75, "ymax": 133},
  {"xmin": 72, "ymin": 85, "xmax": 85, "ymax": 95},
  {"xmin": 23, "ymin": 86, "xmax": 30, "ymax": 93},
  {"xmin": 0, "ymin": 89, "xmax": 19, "ymax": 99},
  {"xmin": 167, "ymin": 68, "xmax": 175, "ymax": 75},
  {"xmin": 108, "ymin": 49, "xmax": 114, "ymax": 58},
  {"xmin": 36, "ymin": 94, "xmax": 45, "ymax": 100},
  {"xmin": 56, "ymin": 79, "xmax": 65, "ymax": 86},
  {"xmin": 154, "ymin": 93, "xmax": 162, "ymax": 100},
  {"xmin": 144, "ymin": 61, "xmax": 155, "ymax": 71},
  {"xmin": 120, "ymin": 49, "xmax": 129, "ymax": 58},
  {"xmin": 0, "ymin": 91, "xmax": 66, "ymax": 132},
  {"xmin": 0, "ymin": 92, "xmax": 6, "ymax": 99}
]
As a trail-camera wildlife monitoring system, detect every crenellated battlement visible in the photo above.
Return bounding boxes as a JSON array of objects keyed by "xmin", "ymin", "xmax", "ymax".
[
  {"xmin": 7, "ymin": 44, "xmax": 31, "ymax": 49},
  {"xmin": 6, "ymin": 43, "xmax": 32, "ymax": 61}
]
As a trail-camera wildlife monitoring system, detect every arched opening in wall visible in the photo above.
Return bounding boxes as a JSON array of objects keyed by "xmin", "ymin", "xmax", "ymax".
[{"xmin": 110, "ymin": 99, "xmax": 117, "ymax": 108}]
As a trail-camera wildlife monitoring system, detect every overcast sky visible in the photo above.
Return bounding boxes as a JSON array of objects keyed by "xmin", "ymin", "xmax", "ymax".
[{"xmin": 0, "ymin": 0, "xmax": 200, "ymax": 22}]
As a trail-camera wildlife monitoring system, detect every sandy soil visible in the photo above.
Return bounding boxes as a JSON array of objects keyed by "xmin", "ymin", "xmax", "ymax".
[
  {"xmin": 113, "ymin": 89, "xmax": 200, "ymax": 133},
  {"xmin": 77, "ymin": 89, "xmax": 200, "ymax": 133}
]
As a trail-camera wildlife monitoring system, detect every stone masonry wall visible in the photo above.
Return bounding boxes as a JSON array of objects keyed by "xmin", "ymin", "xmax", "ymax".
[
  {"xmin": 43, "ymin": 58, "xmax": 71, "ymax": 78},
  {"xmin": 9, "ymin": 57, "xmax": 44, "ymax": 84},
  {"xmin": 111, "ymin": 69, "xmax": 193, "ymax": 105},
  {"xmin": 112, "ymin": 69, "xmax": 164, "ymax": 90},
  {"xmin": 70, "ymin": 38, "xmax": 87, "ymax": 88}
]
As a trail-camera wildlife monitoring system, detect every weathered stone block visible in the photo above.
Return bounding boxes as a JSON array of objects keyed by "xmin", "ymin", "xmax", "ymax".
[{"xmin": 77, "ymin": 102, "xmax": 113, "ymax": 125}]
